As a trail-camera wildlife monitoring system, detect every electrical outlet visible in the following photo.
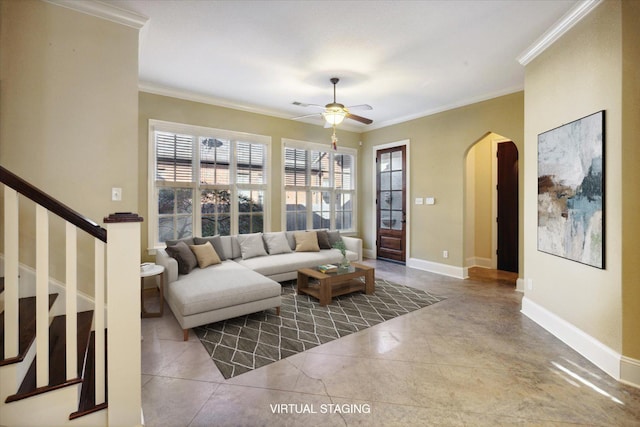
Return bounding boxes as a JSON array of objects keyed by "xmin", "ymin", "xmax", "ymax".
[
  {"xmin": 112, "ymin": 187, "xmax": 122, "ymax": 201},
  {"xmin": 527, "ymin": 278, "xmax": 533, "ymax": 290},
  {"xmin": 443, "ymin": 250, "xmax": 449, "ymax": 259}
]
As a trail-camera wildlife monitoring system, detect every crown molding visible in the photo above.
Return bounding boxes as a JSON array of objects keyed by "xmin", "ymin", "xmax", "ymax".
[
  {"xmin": 367, "ymin": 84, "xmax": 523, "ymax": 132},
  {"xmin": 44, "ymin": 0, "xmax": 148, "ymax": 29},
  {"xmin": 517, "ymin": 0, "xmax": 603, "ymax": 66},
  {"xmin": 138, "ymin": 81, "xmax": 364, "ymax": 133}
]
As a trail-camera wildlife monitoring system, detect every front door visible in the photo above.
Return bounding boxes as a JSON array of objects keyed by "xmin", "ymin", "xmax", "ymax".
[
  {"xmin": 497, "ymin": 141, "xmax": 519, "ymax": 272},
  {"xmin": 376, "ymin": 146, "xmax": 406, "ymax": 263}
]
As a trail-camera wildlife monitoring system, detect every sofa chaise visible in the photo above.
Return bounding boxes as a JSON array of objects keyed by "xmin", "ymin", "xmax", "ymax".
[{"xmin": 156, "ymin": 230, "xmax": 362, "ymax": 340}]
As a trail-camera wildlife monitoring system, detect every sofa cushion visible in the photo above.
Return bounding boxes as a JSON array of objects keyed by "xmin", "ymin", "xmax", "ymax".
[
  {"xmin": 168, "ymin": 261, "xmax": 280, "ymax": 316},
  {"xmin": 189, "ymin": 242, "xmax": 222, "ymax": 268},
  {"xmin": 263, "ymin": 232, "xmax": 292, "ymax": 255},
  {"xmin": 237, "ymin": 232, "xmax": 268, "ymax": 260},
  {"xmin": 236, "ymin": 249, "xmax": 357, "ymax": 277},
  {"xmin": 294, "ymin": 231, "xmax": 320, "ymax": 252},
  {"xmin": 165, "ymin": 241, "xmax": 198, "ymax": 274},
  {"xmin": 193, "ymin": 235, "xmax": 227, "ymax": 261}
]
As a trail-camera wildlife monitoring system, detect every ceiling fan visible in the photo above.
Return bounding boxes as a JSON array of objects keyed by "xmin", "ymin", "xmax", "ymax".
[{"xmin": 292, "ymin": 78, "xmax": 373, "ymax": 127}]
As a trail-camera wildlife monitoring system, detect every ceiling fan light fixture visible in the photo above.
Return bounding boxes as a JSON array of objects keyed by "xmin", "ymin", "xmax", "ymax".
[{"xmin": 322, "ymin": 108, "xmax": 347, "ymax": 125}]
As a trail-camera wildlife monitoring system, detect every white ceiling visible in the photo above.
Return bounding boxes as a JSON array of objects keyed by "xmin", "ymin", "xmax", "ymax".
[{"xmin": 111, "ymin": 0, "xmax": 580, "ymax": 131}]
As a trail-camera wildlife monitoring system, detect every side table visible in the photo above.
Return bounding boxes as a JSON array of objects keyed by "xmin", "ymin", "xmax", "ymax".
[{"xmin": 140, "ymin": 264, "xmax": 164, "ymax": 318}]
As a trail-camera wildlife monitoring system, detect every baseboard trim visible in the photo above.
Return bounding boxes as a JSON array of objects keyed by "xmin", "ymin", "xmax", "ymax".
[
  {"xmin": 521, "ymin": 296, "xmax": 640, "ymax": 388},
  {"xmin": 0, "ymin": 254, "xmax": 99, "ymax": 316},
  {"xmin": 466, "ymin": 257, "xmax": 493, "ymax": 269},
  {"xmin": 363, "ymin": 248, "xmax": 376, "ymax": 259},
  {"xmin": 621, "ymin": 356, "xmax": 640, "ymax": 389},
  {"xmin": 407, "ymin": 257, "xmax": 467, "ymax": 279}
]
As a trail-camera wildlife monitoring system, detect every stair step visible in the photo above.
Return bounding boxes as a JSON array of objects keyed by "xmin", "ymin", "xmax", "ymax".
[
  {"xmin": 5, "ymin": 310, "xmax": 94, "ymax": 403},
  {"xmin": 70, "ymin": 330, "xmax": 108, "ymax": 420},
  {"xmin": 0, "ymin": 294, "xmax": 58, "ymax": 365}
]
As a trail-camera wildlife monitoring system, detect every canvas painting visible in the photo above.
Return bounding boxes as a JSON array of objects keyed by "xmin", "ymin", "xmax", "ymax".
[{"xmin": 537, "ymin": 110, "xmax": 605, "ymax": 269}]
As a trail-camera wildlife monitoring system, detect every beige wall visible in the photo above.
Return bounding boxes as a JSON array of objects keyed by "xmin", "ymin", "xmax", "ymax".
[
  {"xmin": 472, "ymin": 135, "xmax": 493, "ymax": 263},
  {"xmin": 523, "ymin": 1, "xmax": 624, "ymax": 352},
  {"xmin": 360, "ymin": 92, "xmax": 524, "ymax": 272},
  {"xmin": 464, "ymin": 133, "xmax": 493, "ymax": 267},
  {"xmin": 0, "ymin": 0, "xmax": 140, "ymax": 294},
  {"xmin": 138, "ymin": 92, "xmax": 361, "ymax": 261},
  {"xmin": 620, "ymin": 0, "xmax": 640, "ymax": 361}
]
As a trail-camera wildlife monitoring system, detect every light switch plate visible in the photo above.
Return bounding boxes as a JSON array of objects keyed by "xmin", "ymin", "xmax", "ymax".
[
  {"xmin": 415, "ymin": 197, "xmax": 423, "ymax": 205},
  {"xmin": 112, "ymin": 187, "xmax": 122, "ymax": 201},
  {"xmin": 426, "ymin": 197, "xmax": 435, "ymax": 205}
]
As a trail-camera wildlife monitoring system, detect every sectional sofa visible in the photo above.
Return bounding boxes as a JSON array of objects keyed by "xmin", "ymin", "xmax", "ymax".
[{"xmin": 156, "ymin": 230, "xmax": 362, "ymax": 340}]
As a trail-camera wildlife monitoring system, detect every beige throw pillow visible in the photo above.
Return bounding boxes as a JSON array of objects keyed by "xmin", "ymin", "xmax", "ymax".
[
  {"xmin": 294, "ymin": 231, "xmax": 320, "ymax": 252},
  {"xmin": 189, "ymin": 242, "xmax": 222, "ymax": 268}
]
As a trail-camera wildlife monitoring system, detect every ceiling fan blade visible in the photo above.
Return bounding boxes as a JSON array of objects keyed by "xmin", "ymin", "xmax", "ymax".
[
  {"xmin": 292, "ymin": 101, "xmax": 324, "ymax": 109},
  {"xmin": 346, "ymin": 113, "xmax": 373, "ymax": 125},
  {"xmin": 346, "ymin": 104, "xmax": 373, "ymax": 111},
  {"xmin": 292, "ymin": 113, "xmax": 323, "ymax": 120}
]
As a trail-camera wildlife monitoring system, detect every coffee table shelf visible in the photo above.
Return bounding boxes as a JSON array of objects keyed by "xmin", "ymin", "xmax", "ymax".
[{"xmin": 297, "ymin": 263, "xmax": 375, "ymax": 306}]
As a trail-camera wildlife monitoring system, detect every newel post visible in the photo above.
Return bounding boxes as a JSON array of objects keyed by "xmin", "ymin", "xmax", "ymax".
[{"xmin": 104, "ymin": 212, "xmax": 144, "ymax": 427}]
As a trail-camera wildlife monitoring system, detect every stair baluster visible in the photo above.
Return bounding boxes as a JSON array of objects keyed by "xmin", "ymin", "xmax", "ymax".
[
  {"xmin": 3, "ymin": 187, "xmax": 19, "ymax": 362},
  {"xmin": 0, "ymin": 165, "xmax": 144, "ymax": 426},
  {"xmin": 35, "ymin": 205, "xmax": 49, "ymax": 388},
  {"xmin": 65, "ymin": 222, "xmax": 78, "ymax": 383}
]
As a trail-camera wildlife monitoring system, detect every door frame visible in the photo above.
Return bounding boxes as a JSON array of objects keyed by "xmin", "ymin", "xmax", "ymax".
[{"xmin": 371, "ymin": 139, "xmax": 410, "ymax": 260}]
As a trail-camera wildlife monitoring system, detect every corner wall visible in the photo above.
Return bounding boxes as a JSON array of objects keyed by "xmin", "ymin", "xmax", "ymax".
[
  {"xmin": 0, "ymin": 0, "xmax": 140, "ymax": 295},
  {"xmin": 522, "ymin": 0, "xmax": 640, "ymax": 383},
  {"xmin": 360, "ymin": 92, "xmax": 524, "ymax": 277},
  {"xmin": 620, "ymin": 0, "xmax": 640, "ymax": 378}
]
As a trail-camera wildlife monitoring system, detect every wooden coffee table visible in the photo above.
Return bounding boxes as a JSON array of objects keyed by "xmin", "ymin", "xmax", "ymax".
[{"xmin": 297, "ymin": 263, "xmax": 375, "ymax": 306}]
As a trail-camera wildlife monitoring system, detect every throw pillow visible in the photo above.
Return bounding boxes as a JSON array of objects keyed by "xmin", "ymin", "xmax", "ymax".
[
  {"xmin": 237, "ymin": 233, "xmax": 268, "ymax": 260},
  {"xmin": 294, "ymin": 231, "xmax": 320, "ymax": 252},
  {"xmin": 189, "ymin": 242, "xmax": 221, "ymax": 268},
  {"xmin": 327, "ymin": 230, "xmax": 342, "ymax": 246},
  {"xmin": 285, "ymin": 231, "xmax": 297, "ymax": 251},
  {"xmin": 165, "ymin": 237, "xmax": 195, "ymax": 247},
  {"xmin": 193, "ymin": 235, "xmax": 227, "ymax": 261},
  {"xmin": 263, "ymin": 232, "xmax": 293, "ymax": 255},
  {"xmin": 316, "ymin": 230, "xmax": 331, "ymax": 249},
  {"xmin": 165, "ymin": 241, "xmax": 198, "ymax": 274}
]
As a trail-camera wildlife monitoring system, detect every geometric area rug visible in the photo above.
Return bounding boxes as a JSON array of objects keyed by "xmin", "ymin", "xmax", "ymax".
[{"xmin": 194, "ymin": 279, "xmax": 444, "ymax": 379}]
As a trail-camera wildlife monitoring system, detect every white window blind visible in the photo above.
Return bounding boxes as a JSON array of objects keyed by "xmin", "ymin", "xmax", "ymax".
[
  {"xmin": 282, "ymin": 140, "xmax": 356, "ymax": 232},
  {"xmin": 149, "ymin": 120, "xmax": 270, "ymax": 249},
  {"xmin": 156, "ymin": 132, "xmax": 194, "ymax": 183}
]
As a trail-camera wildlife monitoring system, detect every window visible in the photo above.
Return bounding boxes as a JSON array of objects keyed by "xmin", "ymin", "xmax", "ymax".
[
  {"xmin": 149, "ymin": 120, "xmax": 269, "ymax": 248},
  {"xmin": 283, "ymin": 139, "xmax": 356, "ymax": 232}
]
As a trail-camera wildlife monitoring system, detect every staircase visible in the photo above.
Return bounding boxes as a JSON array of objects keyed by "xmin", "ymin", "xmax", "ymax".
[{"xmin": 0, "ymin": 165, "xmax": 144, "ymax": 426}]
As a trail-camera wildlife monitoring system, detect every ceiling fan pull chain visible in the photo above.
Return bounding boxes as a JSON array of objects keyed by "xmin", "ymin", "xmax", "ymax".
[{"xmin": 331, "ymin": 125, "xmax": 338, "ymax": 151}]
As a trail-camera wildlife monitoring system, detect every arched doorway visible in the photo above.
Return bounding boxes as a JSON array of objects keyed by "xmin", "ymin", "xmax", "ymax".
[{"xmin": 465, "ymin": 132, "xmax": 519, "ymax": 273}]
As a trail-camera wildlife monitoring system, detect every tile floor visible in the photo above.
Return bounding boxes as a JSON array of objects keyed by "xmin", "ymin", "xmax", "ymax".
[{"xmin": 141, "ymin": 260, "xmax": 640, "ymax": 426}]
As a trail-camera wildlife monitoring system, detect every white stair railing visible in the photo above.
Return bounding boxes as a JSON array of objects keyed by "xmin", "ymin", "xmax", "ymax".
[{"xmin": 1, "ymin": 166, "xmax": 143, "ymax": 427}]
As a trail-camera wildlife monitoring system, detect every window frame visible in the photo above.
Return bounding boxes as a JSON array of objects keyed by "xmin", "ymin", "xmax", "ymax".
[
  {"xmin": 282, "ymin": 138, "xmax": 357, "ymax": 233},
  {"xmin": 148, "ymin": 119, "xmax": 271, "ymax": 251}
]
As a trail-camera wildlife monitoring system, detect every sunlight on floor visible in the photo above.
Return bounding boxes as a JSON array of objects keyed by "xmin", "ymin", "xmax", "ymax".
[{"xmin": 551, "ymin": 361, "xmax": 625, "ymax": 405}]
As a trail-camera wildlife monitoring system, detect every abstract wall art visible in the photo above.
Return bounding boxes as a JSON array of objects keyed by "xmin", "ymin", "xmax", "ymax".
[{"xmin": 537, "ymin": 110, "xmax": 605, "ymax": 269}]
